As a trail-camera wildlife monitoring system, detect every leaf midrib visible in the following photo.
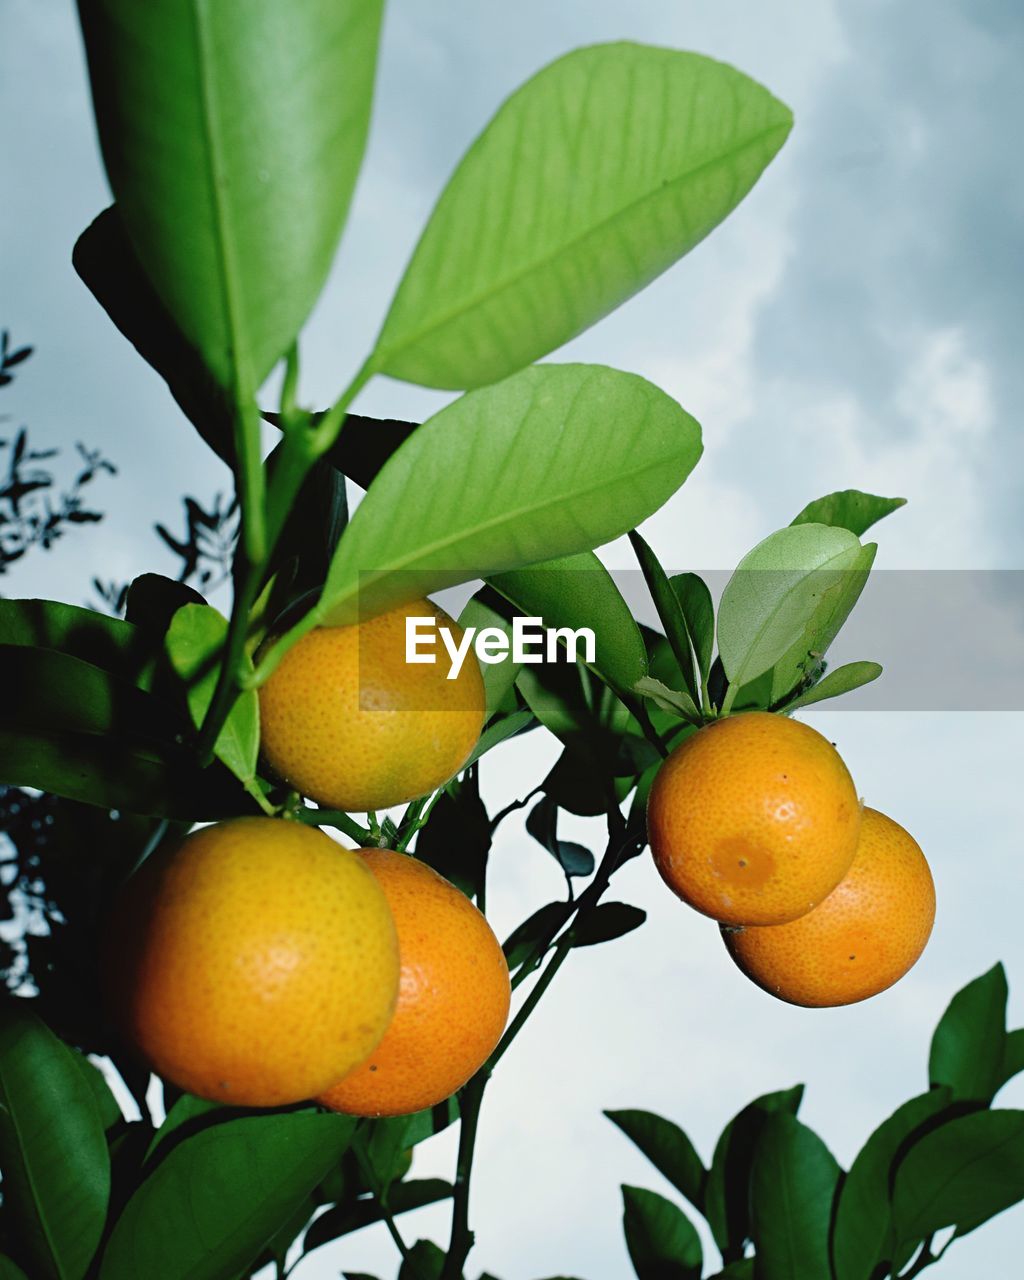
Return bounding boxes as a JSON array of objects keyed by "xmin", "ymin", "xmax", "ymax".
[
  {"xmin": 332, "ymin": 415, "xmax": 697, "ymax": 591},
  {"xmin": 375, "ymin": 118, "xmax": 791, "ymax": 367}
]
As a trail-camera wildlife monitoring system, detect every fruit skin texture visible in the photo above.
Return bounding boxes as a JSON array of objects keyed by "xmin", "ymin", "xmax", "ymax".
[
  {"xmin": 722, "ymin": 807, "xmax": 935, "ymax": 1007},
  {"xmin": 647, "ymin": 711, "xmax": 862, "ymax": 926},
  {"xmin": 105, "ymin": 817, "xmax": 400, "ymax": 1107},
  {"xmin": 259, "ymin": 599, "xmax": 486, "ymax": 813},
  {"xmin": 318, "ymin": 849, "xmax": 511, "ymax": 1118}
]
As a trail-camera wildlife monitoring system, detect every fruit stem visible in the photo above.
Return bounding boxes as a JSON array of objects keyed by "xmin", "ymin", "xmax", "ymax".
[{"xmin": 292, "ymin": 806, "xmax": 372, "ymax": 845}]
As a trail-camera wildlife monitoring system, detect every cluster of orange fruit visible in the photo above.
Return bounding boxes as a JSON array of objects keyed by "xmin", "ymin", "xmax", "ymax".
[
  {"xmin": 647, "ymin": 711, "xmax": 936, "ymax": 1007},
  {"xmin": 105, "ymin": 599, "xmax": 934, "ymax": 1114}
]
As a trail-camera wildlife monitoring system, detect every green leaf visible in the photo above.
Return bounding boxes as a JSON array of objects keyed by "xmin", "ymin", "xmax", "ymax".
[
  {"xmin": 526, "ymin": 796, "xmax": 595, "ymax": 878},
  {"xmin": 669, "ymin": 574, "xmax": 715, "ymax": 696},
  {"xmin": 489, "ymin": 551, "xmax": 648, "ymax": 694},
  {"xmin": 717, "ymin": 524, "xmax": 870, "ymax": 691},
  {"xmin": 891, "ymin": 1110, "xmax": 1024, "ymax": 1244},
  {"xmin": 463, "ymin": 708, "xmax": 535, "ymax": 768},
  {"xmin": 621, "ymin": 1185, "xmax": 702, "ymax": 1280},
  {"xmin": 458, "ymin": 590, "xmax": 520, "ymax": 722},
  {"xmin": 78, "ymin": 0, "xmax": 384, "ymax": 391},
  {"xmin": 628, "ymin": 531, "xmax": 699, "ymax": 704},
  {"xmin": 779, "ymin": 661, "xmax": 882, "ymax": 712},
  {"xmin": 399, "ymin": 1240, "xmax": 446, "ymax": 1280},
  {"xmin": 416, "ymin": 777, "xmax": 491, "ymax": 901},
  {"xmin": 503, "ymin": 902, "xmax": 569, "ymax": 970},
  {"xmin": 353, "ymin": 1117, "xmax": 415, "ymax": 1193},
  {"xmin": 704, "ymin": 1085, "xmax": 804, "ymax": 1256},
  {"xmin": 572, "ymin": 903, "xmax": 646, "ymax": 947},
  {"xmin": 0, "ymin": 597, "xmax": 148, "ymax": 686},
  {"xmin": 70, "ymin": 1054, "xmax": 123, "ymax": 1133},
  {"xmin": 605, "ymin": 1110, "xmax": 706, "ymax": 1215},
  {"xmin": 0, "ymin": 1008, "xmax": 110, "ymax": 1280},
  {"xmin": 929, "ymin": 963, "xmax": 1009, "ymax": 1103},
  {"xmin": 749, "ymin": 1113, "xmax": 841, "ymax": 1280},
  {"xmin": 144, "ymin": 1094, "xmax": 223, "ymax": 1163},
  {"xmin": 303, "ymin": 1180, "xmax": 453, "ymax": 1252},
  {"xmin": 402, "ymin": 1096, "xmax": 460, "ymax": 1149},
  {"xmin": 0, "ymin": 645, "xmax": 244, "ymax": 818},
  {"xmin": 98, "ymin": 1112, "xmax": 356, "ymax": 1280},
  {"xmin": 633, "ymin": 677, "xmax": 700, "ymax": 723},
  {"xmin": 831, "ymin": 1088, "xmax": 953, "ymax": 1280},
  {"xmin": 0, "ymin": 1259, "xmax": 30, "ymax": 1280},
  {"xmin": 372, "ymin": 43, "xmax": 791, "ymax": 389},
  {"xmin": 313, "ymin": 364, "xmax": 701, "ymax": 630},
  {"xmin": 999, "ymin": 1029, "xmax": 1024, "ymax": 1095},
  {"xmin": 792, "ymin": 489, "xmax": 906, "ymax": 536},
  {"xmin": 166, "ymin": 604, "xmax": 259, "ymax": 784}
]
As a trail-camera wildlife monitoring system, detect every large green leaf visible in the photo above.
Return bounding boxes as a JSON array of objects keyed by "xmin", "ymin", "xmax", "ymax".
[
  {"xmin": 929, "ymin": 963, "xmax": 1009, "ymax": 1103},
  {"xmin": 704, "ymin": 1085, "xmax": 804, "ymax": 1256},
  {"xmin": 98, "ymin": 1112, "xmax": 355, "ymax": 1280},
  {"xmin": 489, "ymin": 550, "xmax": 649, "ymax": 693},
  {"xmin": 0, "ymin": 645, "xmax": 246, "ymax": 818},
  {"xmin": 605, "ymin": 1110, "xmax": 706, "ymax": 1215},
  {"xmin": 717, "ymin": 524, "xmax": 869, "ymax": 693},
  {"xmin": 891, "ymin": 1110, "xmax": 1024, "ymax": 1245},
  {"xmin": 372, "ymin": 43, "xmax": 791, "ymax": 389},
  {"xmin": 0, "ymin": 598, "xmax": 149, "ymax": 686},
  {"xmin": 749, "ymin": 1113, "xmax": 841, "ymax": 1280},
  {"xmin": 312, "ymin": 364, "xmax": 700, "ymax": 628},
  {"xmin": 0, "ymin": 1008, "xmax": 110, "ymax": 1280},
  {"xmin": 77, "ymin": 0, "xmax": 384, "ymax": 391},
  {"xmin": 621, "ymin": 1186, "xmax": 702, "ymax": 1280},
  {"xmin": 166, "ymin": 604, "xmax": 259, "ymax": 784},
  {"xmin": 831, "ymin": 1088, "xmax": 953, "ymax": 1280},
  {"xmin": 791, "ymin": 489, "xmax": 906, "ymax": 537}
]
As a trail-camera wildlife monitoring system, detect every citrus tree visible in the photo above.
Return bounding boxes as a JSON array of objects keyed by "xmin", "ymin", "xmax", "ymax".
[{"xmin": 1, "ymin": 5, "xmax": 1022, "ymax": 1280}]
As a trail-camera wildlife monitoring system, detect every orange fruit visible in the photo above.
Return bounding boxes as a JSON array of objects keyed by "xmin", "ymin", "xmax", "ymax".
[
  {"xmin": 318, "ymin": 849, "xmax": 510, "ymax": 1117},
  {"xmin": 104, "ymin": 817, "xmax": 399, "ymax": 1106},
  {"xmin": 259, "ymin": 599, "xmax": 485, "ymax": 813},
  {"xmin": 722, "ymin": 807, "xmax": 935, "ymax": 1006},
  {"xmin": 647, "ymin": 711, "xmax": 862, "ymax": 925}
]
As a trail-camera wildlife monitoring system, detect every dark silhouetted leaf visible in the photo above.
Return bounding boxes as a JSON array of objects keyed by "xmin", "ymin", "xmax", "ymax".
[
  {"xmin": 930, "ymin": 964, "xmax": 1008, "ymax": 1103},
  {"xmin": 606, "ymin": 1110, "xmax": 706, "ymax": 1215},
  {"xmin": 572, "ymin": 903, "xmax": 646, "ymax": 947}
]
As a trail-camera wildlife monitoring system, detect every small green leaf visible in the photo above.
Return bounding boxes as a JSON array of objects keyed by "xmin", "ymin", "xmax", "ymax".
[
  {"xmin": 717, "ymin": 524, "xmax": 870, "ymax": 692},
  {"xmin": 489, "ymin": 551, "xmax": 648, "ymax": 694},
  {"xmin": 749, "ymin": 1112, "xmax": 841, "ymax": 1280},
  {"xmin": 303, "ymin": 1180, "xmax": 453, "ymax": 1252},
  {"xmin": 605, "ymin": 1110, "xmax": 706, "ymax": 1215},
  {"xmin": 372, "ymin": 43, "xmax": 791, "ymax": 389},
  {"xmin": 526, "ymin": 796, "xmax": 595, "ymax": 878},
  {"xmin": 78, "ymin": 0, "xmax": 384, "ymax": 391},
  {"xmin": 891, "ymin": 1110, "xmax": 1024, "ymax": 1244},
  {"xmin": 929, "ymin": 963, "xmax": 1009, "ymax": 1103},
  {"xmin": 145, "ymin": 1094, "xmax": 223, "ymax": 1163},
  {"xmin": 98, "ymin": 1112, "xmax": 355, "ymax": 1280},
  {"xmin": 633, "ymin": 676, "xmax": 700, "ymax": 723},
  {"xmin": 0, "ymin": 1008, "xmax": 111, "ymax": 1280},
  {"xmin": 621, "ymin": 1185, "xmax": 702, "ymax": 1280},
  {"xmin": 999, "ymin": 1029, "xmax": 1024, "ymax": 1095},
  {"xmin": 831, "ymin": 1088, "xmax": 953, "ymax": 1280},
  {"xmin": 0, "ymin": 1258, "xmax": 30, "ymax": 1280},
  {"xmin": 628, "ymin": 531, "xmax": 699, "ymax": 704},
  {"xmin": 353, "ymin": 1117, "xmax": 415, "ymax": 1193},
  {"xmin": 463, "ymin": 708, "xmax": 535, "ymax": 768},
  {"xmin": 669, "ymin": 573, "xmax": 715, "ymax": 693},
  {"xmin": 780, "ymin": 661, "xmax": 882, "ymax": 712},
  {"xmin": 402, "ymin": 1096, "xmax": 460, "ymax": 1149},
  {"xmin": 166, "ymin": 604, "xmax": 259, "ymax": 784},
  {"xmin": 503, "ymin": 903, "xmax": 569, "ymax": 970},
  {"xmin": 70, "ymin": 1054, "xmax": 123, "ymax": 1133},
  {"xmin": 704, "ymin": 1085, "xmax": 804, "ymax": 1255},
  {"xmin": 416, "ymin": 779, "xmax": 491, "ymax": 901},
  {"xmin": 314, "ymin": 364, "xmax": 702, "ymax": 630},
  {"xmin": 572, "ymin": 903, "xmax": 646, "ymax": 947},
  {"xmin": 398, "ymin": 1240, "xmax": 446, "ymax": 1280},
  {"xmin": 792, "ymin": 489, "xmax": 906, "ymax": 536}
]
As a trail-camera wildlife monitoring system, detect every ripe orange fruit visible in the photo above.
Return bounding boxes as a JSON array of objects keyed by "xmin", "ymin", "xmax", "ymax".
[
  {"xmin": 259, "ymin": 599, "xmax": 485, "ymax": 813},
  {"xmin": 105, "ymin": 817, "xmax": 399, "ymax": 1106},
  {"xmin": 722, "ymin": 807, "xmax": 935, "ymax": 1006},
  {"xmin": 318, "ymin": 849, "xmax": 510, "ymax": 1118},
  {"xmin": 647, "ymin": 711, "xmax": 862, "ymax": 925}
]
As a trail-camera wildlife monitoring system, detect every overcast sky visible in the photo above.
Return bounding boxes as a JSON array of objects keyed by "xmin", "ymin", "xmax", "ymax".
[{"xmin": 3, "ymin": 2, "xmax": 1023, "ymax": 1277}]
